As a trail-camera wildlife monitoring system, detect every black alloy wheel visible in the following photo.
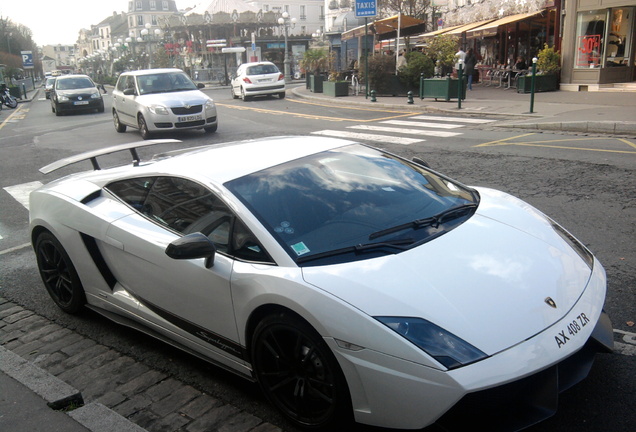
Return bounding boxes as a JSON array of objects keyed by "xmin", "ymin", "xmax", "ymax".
[
  {"xmin": 252, "ymin": 313, "xmax": 352, "ymax": 429},
  {"xmin": 34, "ymin": 232, "xmax": 86, "ymax": 314}
]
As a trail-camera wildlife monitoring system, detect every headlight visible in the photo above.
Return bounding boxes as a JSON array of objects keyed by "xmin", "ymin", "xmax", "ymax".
[
  {"xmin": 58, "ymin": 95, "xmax": 69, "ymax": 102},
  {"xmin": 205, "ymin": 99, "xmax": 215, "ymax": 110},
  {"xmin": 375, "ymin": 316, "xmax": 487, "ymax": 369},
  {"xmin": 90, "ymin": 92, "xmax": 101, "ymax": 99},
  {"xmin": 148, "ymin": 105, "xmax": 169, "ymax": 115}
]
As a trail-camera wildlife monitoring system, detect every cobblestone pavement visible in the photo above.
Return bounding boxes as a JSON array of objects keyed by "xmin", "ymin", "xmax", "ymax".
[{"xmin": 0, "ymin": 296, "xmax": 283, "ymax": 432}]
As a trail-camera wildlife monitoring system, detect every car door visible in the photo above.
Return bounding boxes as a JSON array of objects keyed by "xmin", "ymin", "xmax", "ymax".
[
  {"xmin": 113, "ymin": 75, "xmax": 137, "ymax": 126},
  {"xmin": 101, "ymin": 175, "xmax": 270, "ymax": 360}
]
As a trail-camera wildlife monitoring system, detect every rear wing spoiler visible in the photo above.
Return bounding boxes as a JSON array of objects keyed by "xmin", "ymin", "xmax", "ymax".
[{"xmin": 39, "ymin": 139, "xmax": 182, "ymax": 174}]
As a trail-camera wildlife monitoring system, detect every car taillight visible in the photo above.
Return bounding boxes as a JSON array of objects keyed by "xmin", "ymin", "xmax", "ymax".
[
  {"xmin": 278, "ymin": 73, "xmax": 284, "ymax": 81},
  {"xmin": 243, "ymin": 77, "xmax": 252, "ymax": 84}
]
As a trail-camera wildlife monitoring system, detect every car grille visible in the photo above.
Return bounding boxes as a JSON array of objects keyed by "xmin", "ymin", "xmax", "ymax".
[
  {"xmin": 69, "ymin": 93, "xmax": 95, "ymax": 101},
  {"xmin": 175, "ymin": 120, "xmax": 206, "ymax": 128},
  {"xmin": 171, "ymin": 105, "xmax": 203, "ymax": 115}
]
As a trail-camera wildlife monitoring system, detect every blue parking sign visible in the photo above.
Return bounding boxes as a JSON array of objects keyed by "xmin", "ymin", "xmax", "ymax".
[
  {"xmin": 21, "ymin": 51, "xmax": 34, "ymax": 69},
  {"xmin": 355, "ymin": 0, "xmax": 377, "ymax": 18}
]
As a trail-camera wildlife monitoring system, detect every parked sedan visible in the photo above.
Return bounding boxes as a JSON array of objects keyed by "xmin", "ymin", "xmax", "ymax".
[
  {"xmin": 30, "ymin": 136, "xmax": 613, "ymax": 431},
  {"xmin": 231, "ymin": 61, "xmax": 285, "ymax": 100},
  {"xmin": 112, "ymin": 68, "xmax": 218, "ymax": 139},
  {"xmin": 44, "ymin": 77, "xmax": 56, "ymax": 99},
  {"xmin": 50, "ymin": 74, "xmax": 104, "ymax": 115}
]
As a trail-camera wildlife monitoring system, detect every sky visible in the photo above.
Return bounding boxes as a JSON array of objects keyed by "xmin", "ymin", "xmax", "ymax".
[{"xmin": 1, "ymin": 0, "xmax": 189, "ymax": 46}]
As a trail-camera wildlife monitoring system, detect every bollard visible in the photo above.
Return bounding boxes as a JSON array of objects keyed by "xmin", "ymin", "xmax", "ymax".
[
  {"xmin": 529, "ymin": 57, "xmax": 538, "ymax": 113},
  {"xmin": 407, "ymin": 91, "xmax": 414, "ymax": 104},
  {"xmin": 370, "ymin": 90, "xmax": 376, "ymax": 102},
  {"xmin": 457, "ymin": 60, "xmax": 463, "ymax": 110},
  {"xmin": 22, "ymin": 83, "xmax": 27, "ymax": 99}
]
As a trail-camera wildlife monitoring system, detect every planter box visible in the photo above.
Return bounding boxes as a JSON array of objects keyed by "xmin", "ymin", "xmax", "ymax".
[
  {"xmin": 309, "ymin": 74, "xmax": 325, "ymax": 93},
  {"xmin": 9, "ymin": 86, "xmax": 22, "ymax": 99},
  {"xmin": 419, "ymin": 77, "xmax": 466, "ymax": 101},
  {"xmin": 517, "ymin": 74, "xmax": 558, "ymax": 93},
  {"xmin": 323, "ymin": 81, "xmax": 348, "ymax": 97}
]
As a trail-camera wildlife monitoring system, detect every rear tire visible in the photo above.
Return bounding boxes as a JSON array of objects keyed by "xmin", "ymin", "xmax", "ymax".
[
  {"xmin": 113, "ymin": 111, "xmax": 127, "ymax": 132},
  {"xmin": 34, "ymin": 232, "xmax": 86, "ymax": 314},
  {"xmin": 251, "ymin": 312, "xmax": 352, "ymax": 430},
  {"xmin": 241, "ymin": 87, "xmax": 249, "ymax": 101}
]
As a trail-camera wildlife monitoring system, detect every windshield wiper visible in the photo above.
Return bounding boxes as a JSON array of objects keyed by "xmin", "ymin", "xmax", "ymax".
[
  {"xmin": 296, "ymin": 238, "xmax": 414, "ymax": 264},
  {"xmin": 368, "ymin": 204, "xmax": 478, "ymax": 241}
]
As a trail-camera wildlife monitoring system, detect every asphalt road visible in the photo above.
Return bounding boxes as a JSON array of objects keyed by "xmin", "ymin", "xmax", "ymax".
[{"xmin": 1, "ymin": 86, "xmax": 634, "ymax": 432}]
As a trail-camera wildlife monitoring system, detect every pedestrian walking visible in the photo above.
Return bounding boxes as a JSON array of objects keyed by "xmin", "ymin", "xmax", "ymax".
[{"xmin": 465, "ymin": 48, "xmax": 477, "ymax": 90}]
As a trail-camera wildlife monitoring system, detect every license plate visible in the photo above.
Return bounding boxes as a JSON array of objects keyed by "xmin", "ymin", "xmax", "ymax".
[
  {"xmin": 74, "ymin": 101, "xmax": 89, "ymax": 105},
  {"xmin": 554, "ymin": 312, "xmax": 590, "ymax": 348},
  {"xmin": 258, "ymin": 79, "xmax": 272, "ymax": 83},
  {"xmin": 178, "ymin": 115, "xmax": 202, "ymax": 122}
]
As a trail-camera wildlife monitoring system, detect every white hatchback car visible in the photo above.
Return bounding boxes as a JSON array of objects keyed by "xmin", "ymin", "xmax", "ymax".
[
  {"xmin": 112, "ymin": 68, "xmax": 218, "ymax": 139},
  {"xmin": 231, "ymin": 61, "xmax": 286, "ymax": 101}
]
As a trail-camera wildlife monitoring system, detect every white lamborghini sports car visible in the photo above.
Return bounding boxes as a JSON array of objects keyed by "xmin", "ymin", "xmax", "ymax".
[{"xmin": 30, "ymin": 137, "xmax": 613, "ymax": 431}]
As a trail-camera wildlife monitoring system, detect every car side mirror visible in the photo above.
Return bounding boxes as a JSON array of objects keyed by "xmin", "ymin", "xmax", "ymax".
[
  {"xmin": 197, "ymin": 83, "xmax": 205, "ymax": 89},
  {"xmin": 123, "ymin": 88, "xmax": 136, "ymax": 96},
  {"xmin": 412, "ymin": 157, "xmax": 431, "ymax": 168},
  {"xmin": 165, "ymin": 232, "xmax": 216, "ymax": 268}
]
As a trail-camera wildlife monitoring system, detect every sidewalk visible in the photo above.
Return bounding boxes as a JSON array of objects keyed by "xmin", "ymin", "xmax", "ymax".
[
  {"xmin": 0, "ymin": 297, "xmax": 281, "ymax": 432},
  {"xmin": 289, "ymin": 82, "xmax": 636, "ymax": 136}
]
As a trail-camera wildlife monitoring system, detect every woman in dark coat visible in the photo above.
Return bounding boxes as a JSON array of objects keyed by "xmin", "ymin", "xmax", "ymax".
[{"xmin": 464, "ymin": 48, "xmax": 477, "ymax": 90}]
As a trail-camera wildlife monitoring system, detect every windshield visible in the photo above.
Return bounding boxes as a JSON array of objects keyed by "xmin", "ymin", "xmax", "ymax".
[
  {"xmin": 226, "ymin": 144, "xmax": 478, "ymax": 266},
  {"xmin": 56, "ymin": 77, "xmax": 95, "ymax": 90},
  {"xmin": 246, "ymin": 64, "xmax": 279, "ymax": 75},
  {"xmin": 136, "ymin": 72, "xmax": 198, "ymax": 95}
]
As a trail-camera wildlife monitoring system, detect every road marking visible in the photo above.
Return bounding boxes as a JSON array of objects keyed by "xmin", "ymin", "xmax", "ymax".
[
  {"xmin": 410, "ymin": 115, "xmax": 496, "ymax": 124},
  {"xmin": 614, "ymin": 329, "xmax": 636, "ymax": 356},
  {"xmin": 0, "ymin": 105, "xmax": 28, "ymax": 131},
  {"xmin": 3, "ymin": 181, "xmax": 43, "ymax": 211},
  {"xmin": 381, "ymin": 120, "xmax": 464, "ymax": 129},
  {"xmin": 348, "ymin": 125, "xmax": 461, "ymax": 138},
  {"xmin": 312, "ymin": 130, "xmax": 422, "ymax": 145},
  {"xmin": 476, "ymin": 134, "xmax": 636, "ymax": 154}
]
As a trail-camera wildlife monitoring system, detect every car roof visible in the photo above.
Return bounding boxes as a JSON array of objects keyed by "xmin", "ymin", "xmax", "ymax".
[
  {"xmin": 240, "ymin": 62, "xmax": 276, "ymax": 67},
  {"xmin": 154, "ymin": 136, "xmax": 355, "ymax": 184},
  {"xmin": 56, "ymin": 74, "xmax": 91, "ymax": 80},
  {"xmin": 120, "ymin": 68, "xmax": 185, "ymax": 76}
]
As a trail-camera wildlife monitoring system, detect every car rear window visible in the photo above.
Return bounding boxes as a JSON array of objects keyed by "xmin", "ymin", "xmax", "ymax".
[{"xmin": 247, "ymin": 65, "xmax": 279, "ymax": 75}]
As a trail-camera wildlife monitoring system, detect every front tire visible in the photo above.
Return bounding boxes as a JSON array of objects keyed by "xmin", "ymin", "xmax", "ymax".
[
  {"xmin": 204, "ymin": 123, "xmax": 217, "ymax": 133},
  {"xmin": 138, "ymin": 114, "xmax": 152, "ymax": 139},
  {"xmin": 252, "ymin": 313, "xmax": 352, "ymax": 430},
  {"xmin": 278, "ymin": 91, "xmax": 286, "ymax": 99},
  {"xmin": 231, "ymin": 86, "xmax": 238, "ymax": 99},
  {"xmin": 34, "ymin": 232, "xmax": 86, "ymax": 314},
  {"xmin": 6, "ymin": 97, "xmax": 18, "ymax": 108}
]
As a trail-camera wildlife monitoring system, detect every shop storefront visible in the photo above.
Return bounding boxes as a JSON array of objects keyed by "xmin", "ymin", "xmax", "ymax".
[{"xmin": 561, "ymin": 1, "xmax": 635, "ymax": 89}]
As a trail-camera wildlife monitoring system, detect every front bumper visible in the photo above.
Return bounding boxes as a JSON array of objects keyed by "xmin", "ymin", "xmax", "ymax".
[
  {"xmin": 148, "ymin": 108, "xmax": 217, "ymax": 132},
  {"xmin": 330, "ymin": 259, "xmax": 612, "ymax": 430}
]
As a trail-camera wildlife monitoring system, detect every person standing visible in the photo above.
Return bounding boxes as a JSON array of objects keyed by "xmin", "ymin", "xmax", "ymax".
[
  {"xmin": 464, "ymin": 48, "xmax": 477, "ymax": 90},
  {"xmin": 455, "ymin": 48, "xmax": 466, "ymax": 73}
]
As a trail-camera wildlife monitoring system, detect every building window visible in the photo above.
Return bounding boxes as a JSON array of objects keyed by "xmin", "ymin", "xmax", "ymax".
[
  {"xmin": 284, "ymin": 5, "xmax": 289, "ymax": 14},
  {"xmin": 575, "ymin": 10, "xmax": 606, "ymax": 68},
  {"xmin": 137, "ymin": 15, "xmax": 144, "ymax": 26},
  {"xmin": 162, "ymin": 1, "xmax": 169, "ymax": 10},
  {"xmin": 320, "ymin": 6, "xmax": 324, "ymax": 21},
  {"xmin": 152, "ymin": 15, "xmax": 158, "ymax": 25},
  {"xmin": 264, "ymin": 4, "xmax": 269, "ymax": 12},
  {"xmin": 300, "ymin": 5, "xmax": 306, "ymax": 20},
  {"xmin": 605, "ymin": 7, "xmax": 633, "ymax": 67},
  {"xmin": 136, "ymin": 1, "xmax": 142, "ymax": 10},
  {"xmin": 129, "ymin": 1, "xmax": 133, "ymax": 12},
  {"xmin": 150, "ymin": 0, "xmax": 156, "ymax": 10}
]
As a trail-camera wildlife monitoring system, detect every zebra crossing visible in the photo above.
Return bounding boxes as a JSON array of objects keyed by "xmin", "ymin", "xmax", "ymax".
[{"xmin": 311, "ymin": 114, "xmax": 495, "ymax": 145}]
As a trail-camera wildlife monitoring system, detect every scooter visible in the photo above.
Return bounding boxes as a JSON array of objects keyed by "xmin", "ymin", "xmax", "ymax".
[{"xmin": 0, "ymin": 84, "xmax": 19, "ymax": 109}]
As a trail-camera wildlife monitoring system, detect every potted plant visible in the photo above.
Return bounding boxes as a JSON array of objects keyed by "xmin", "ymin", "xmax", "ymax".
[
  {"xmin": 517, "ymin": 44, "xmax": 561, "ymax": 93},
  {"xmin": 300, "ymin": 49, "xmax": 329, "ymax": 93},
  {"xmin": 323, "ymin": 72, "xmax": 349, "ymax": 97}
]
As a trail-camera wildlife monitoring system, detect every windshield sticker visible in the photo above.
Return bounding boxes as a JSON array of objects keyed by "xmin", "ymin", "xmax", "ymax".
[
  {"xmin": 274, "ymin": 221, "xmax": 295, "ymax": 234},
  {"xmin": 291, "ymin": 242, "xmax": 310, "ymax": 256}
]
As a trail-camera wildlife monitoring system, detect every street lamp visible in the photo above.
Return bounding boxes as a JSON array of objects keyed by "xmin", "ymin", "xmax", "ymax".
[
  {"xmin": 277, "ymin": 11, "xmax": 296, "ymax": 83},
  {"xmin": 141, "ymin": 23, "xmax": 162, "ymax": 69}
]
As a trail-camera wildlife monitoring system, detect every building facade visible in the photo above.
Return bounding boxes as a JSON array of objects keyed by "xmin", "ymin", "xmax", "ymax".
[{"xmin": 560, "ymin": 0, "xmax": 635, "ymax": 89}]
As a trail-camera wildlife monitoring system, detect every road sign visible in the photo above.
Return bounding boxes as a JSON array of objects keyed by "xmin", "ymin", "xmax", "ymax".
[
  {"xmin": 355, "ymin": 0, "xmax": 377, "ymax": 18},
  {"xmin": 221, "ymin": 47, "xmax": 246, "ymax": 53},
  {"xmin": 21, "ymin": 51, "xmax": 34, "ymax": 69}
]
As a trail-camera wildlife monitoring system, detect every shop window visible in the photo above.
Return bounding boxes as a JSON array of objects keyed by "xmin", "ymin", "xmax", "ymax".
[
  {"xmin": 575, "ymin": 10, "xmax": 606, "ymax": 68},
  {"xmin": 605, "ymin": 7, "xmax": 634, "ymax": 67}
]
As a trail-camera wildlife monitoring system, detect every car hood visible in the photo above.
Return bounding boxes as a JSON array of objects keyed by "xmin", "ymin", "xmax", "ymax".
[
  {"xmin": 301, "ymin": 187, "xmax": 593, "ymax": 355},
  {"xmin": 136, "ymin": 90, "xmax": 210, "ymax": 106},
  {"xmin": 56, "ymin": 88, "xmax": 100, "ymax": 96}
]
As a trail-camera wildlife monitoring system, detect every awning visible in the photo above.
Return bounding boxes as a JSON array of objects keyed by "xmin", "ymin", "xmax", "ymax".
[
  {"xmin": 417, "ymin": 24, "xmax": 464, "ymax": 41},
  {"xmin": 341, "ymin": 23, "xmax": 371, "ymax": 41},
  {"xmin": 373, "ymin": 14, "xmax": 428, "ymax": 41},
  {"xmin": 467, "ymin": 10, "xmax": 545, "ymax": 38},
  {"xmin": 443, "ymin": 19, "xmax": 498, "ymax": 35}
]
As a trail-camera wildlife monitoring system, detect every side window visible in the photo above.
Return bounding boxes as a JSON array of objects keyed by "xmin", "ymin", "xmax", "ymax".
[{"xmin": 106, "ymin": 177, "xmax": 273, "ymax": 263}]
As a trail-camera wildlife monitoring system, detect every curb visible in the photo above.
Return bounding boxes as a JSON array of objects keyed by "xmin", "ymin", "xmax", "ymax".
[{"xmin": 0, "ymin": 346, "xmax": 147, "ymax": 432}]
